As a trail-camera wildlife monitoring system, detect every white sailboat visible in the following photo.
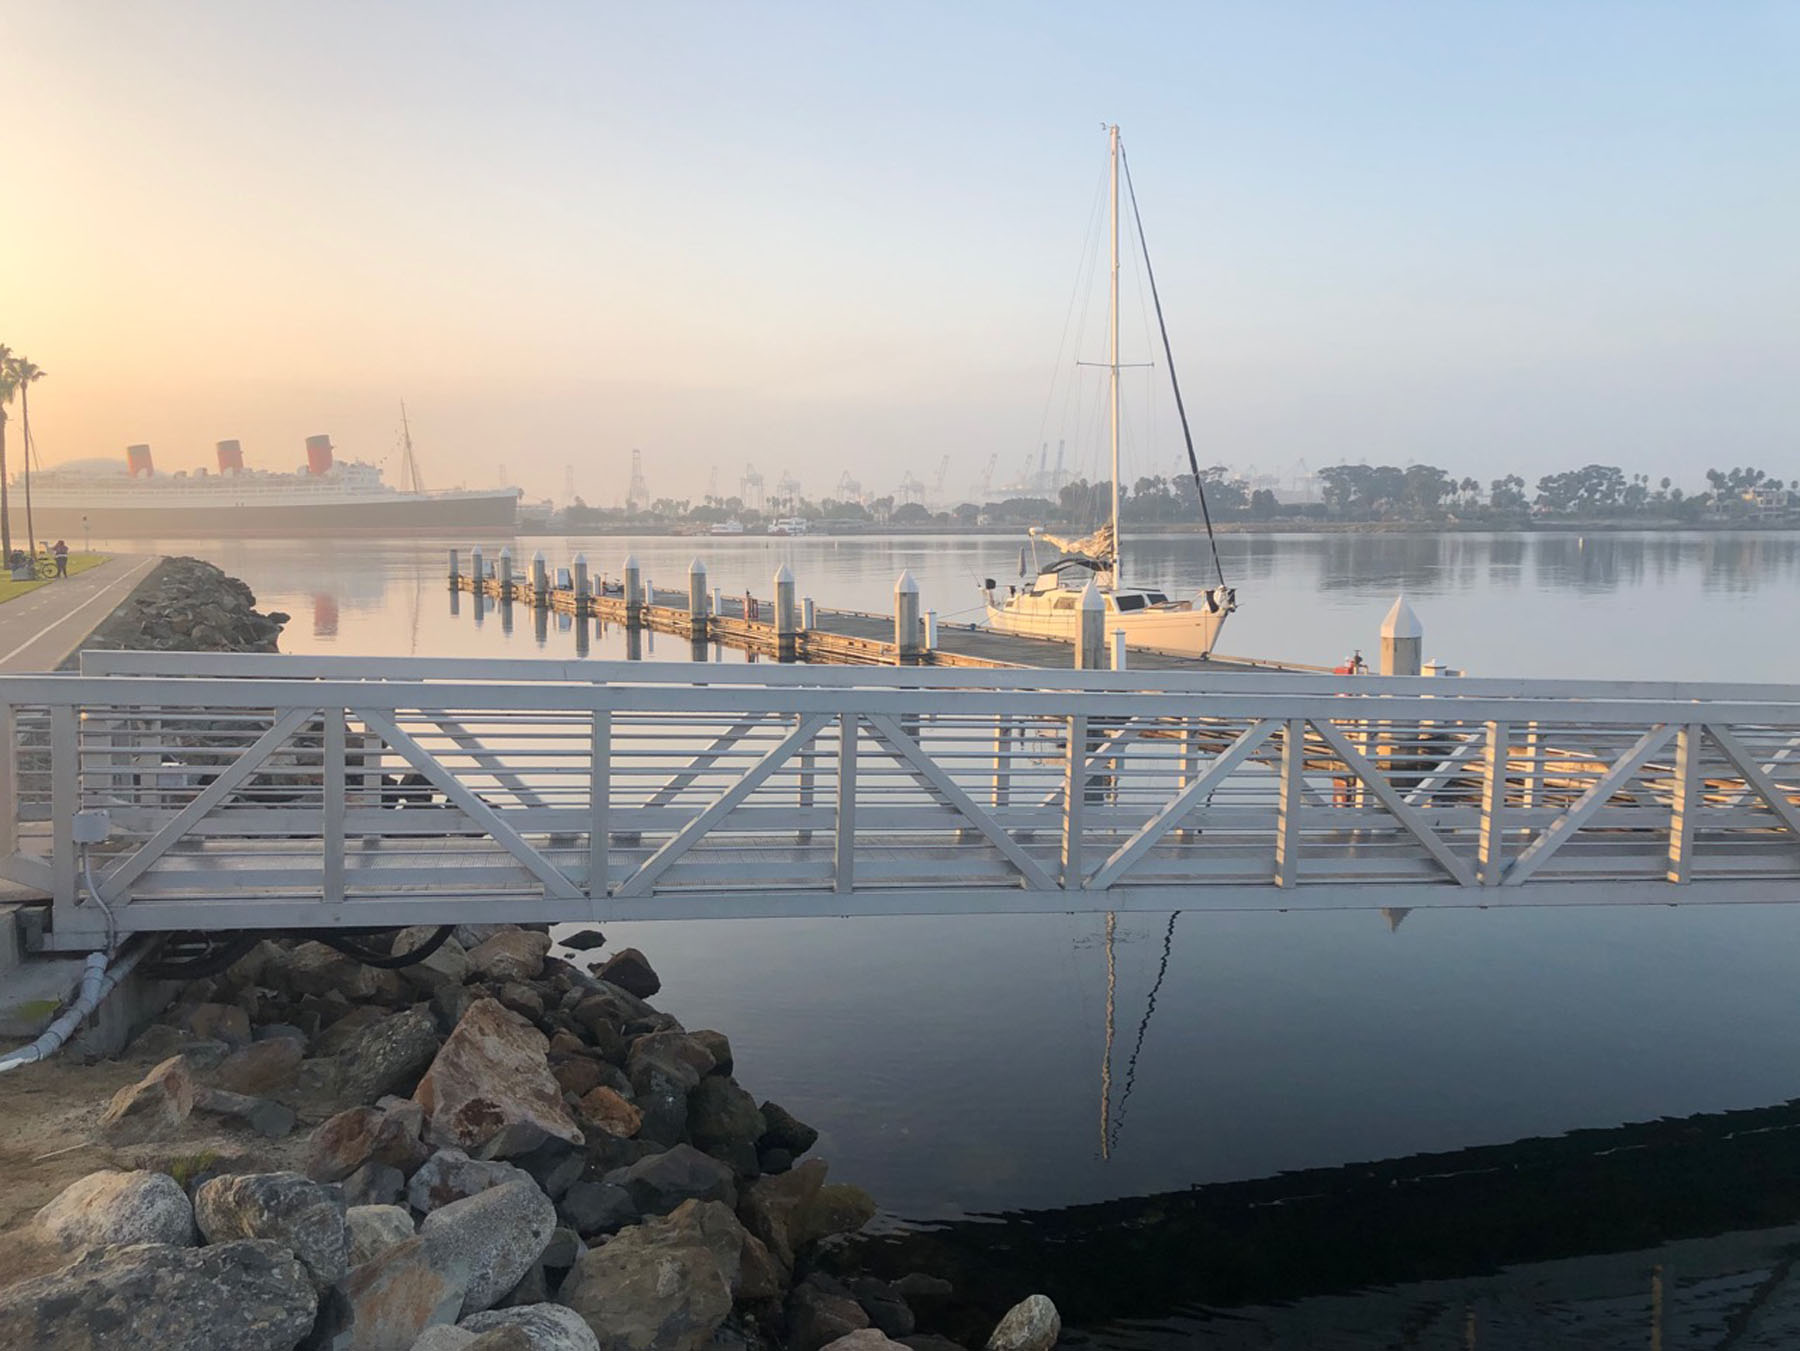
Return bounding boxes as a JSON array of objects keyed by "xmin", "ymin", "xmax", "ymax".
[{"xmin": 985, "ymin": 125, "xmax": 1236, "ymax": 657}]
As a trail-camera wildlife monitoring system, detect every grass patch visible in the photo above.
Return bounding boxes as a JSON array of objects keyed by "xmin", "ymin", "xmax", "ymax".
[
  {"xmin": 167, "ymin": 1149, "xmax": 220, "ymax": 1190},
  {"xmin": 0, "ymin": 553, "xmax": 109, "ymax": 604}
]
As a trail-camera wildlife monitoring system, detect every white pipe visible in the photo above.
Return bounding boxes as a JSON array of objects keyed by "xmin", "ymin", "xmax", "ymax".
[{"xmin": 0, "ymin": 942, "xmax": 149, "ymax": 1074}]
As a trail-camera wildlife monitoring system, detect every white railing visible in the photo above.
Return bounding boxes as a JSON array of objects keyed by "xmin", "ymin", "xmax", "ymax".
[{"xmin": 1, "ymin": 656, "xmax": 1797, "ymax": 948}]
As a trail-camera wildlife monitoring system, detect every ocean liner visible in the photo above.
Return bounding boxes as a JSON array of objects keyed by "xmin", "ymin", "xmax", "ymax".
[{"xmin": 20, "ymin": 431, "xmax": 518, "ymax": 538}]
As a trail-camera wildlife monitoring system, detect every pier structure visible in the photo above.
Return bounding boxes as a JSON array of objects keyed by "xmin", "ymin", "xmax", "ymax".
[
  {"xmin": 1, "ymin": 652, "xmax": 1797, "ymax": 949},
  {"xmin": 449, "ymin": 549, "xmax": 1315, "ymax": 673}
]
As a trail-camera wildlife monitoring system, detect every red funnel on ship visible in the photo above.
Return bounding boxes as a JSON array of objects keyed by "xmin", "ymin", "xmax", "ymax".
[
  {"xmin": 125, "ymin": 444, "xmax": 155, "ymax": 478},
  {"xmin": 216, "ymin": 439, "xmax": 244, "ymax": 473},
  {"xmin": 305, "ymin": 435, "xmax": 334, "ymax": 476}
]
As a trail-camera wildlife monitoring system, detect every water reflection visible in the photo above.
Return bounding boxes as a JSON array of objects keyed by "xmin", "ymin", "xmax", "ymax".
[
  {"xmin": 125, "ymin": 530, "xmax": 1800, "ymax": 681},
  {"xmin": 852, "ymin": 1094, "xmax": 1800, "ymax": 1348}
]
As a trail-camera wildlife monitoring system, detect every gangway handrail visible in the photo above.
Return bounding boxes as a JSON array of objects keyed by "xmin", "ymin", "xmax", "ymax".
[{"xmin": 74, "ymin": 650, "xmax": 1800, "ymax": 707}]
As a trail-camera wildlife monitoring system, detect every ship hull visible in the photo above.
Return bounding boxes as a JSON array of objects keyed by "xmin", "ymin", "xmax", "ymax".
[
  {"xmin": 23, "ymin": 491, "xmax": 518, "ymax": 539},
  {"xmin": 986, "ymin": 598, "xmax": 1230, "ymax": 656}
]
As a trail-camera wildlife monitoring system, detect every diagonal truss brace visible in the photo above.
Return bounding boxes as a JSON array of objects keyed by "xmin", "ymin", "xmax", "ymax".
[
  {"xmin": 1086, "ymin": 719, "xmax": 1279, "ymax": 891},
  {"xmin": 358, "ymin": 708, "xmax": 584, "ymax": 900},
  {"xmin": 865, "ymin": 714, "xmax": 1057, "ymax": 891},
  {"xmin": 1502, "ymin": 723, "xmax": 1676, "ymax": 887},
  {"xmin": 616, "ymin": 715, "xmax": 830, "ymax": 897},
  {"xmin": 100, "ymin": 706, "xmax": 316, "ymax": 903},
  {"xmin": 1309, "ymin": 718, "xmax": 1478, "ymax": 887},
  {"xmin": 1705, "ymin": 724, "xmax": 1800, "ymax": 840}
]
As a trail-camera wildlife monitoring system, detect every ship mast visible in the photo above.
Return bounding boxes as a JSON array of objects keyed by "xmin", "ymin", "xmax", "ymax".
[
  {"xmin": 1108, "ymin": 123, "xmax": 1122, "ymax": 586},
  {"xmin": 400, "ymin": 401, "xmax": 424, "ymax": 494}
]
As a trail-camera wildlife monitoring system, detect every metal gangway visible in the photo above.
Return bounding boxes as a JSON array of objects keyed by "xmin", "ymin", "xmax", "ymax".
[{"xmin": 2, "ymin": 652, "xmax": 1797, "ymax": 951}]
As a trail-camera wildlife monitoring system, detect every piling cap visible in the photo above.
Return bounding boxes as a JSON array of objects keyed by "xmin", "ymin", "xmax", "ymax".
[
  {"xmin": 1080, "ymin": 578, "xmax": 1105, "ymax": 610},
  {"xmin": 532, "ymin": 549, "xmax": 546, "ymax": 564},
  {"xmin": 689, "ymin": 557, "xmax": 707, "ymax": 576},
  {"xmin": 895, "ymin": 569, "xmax": 919, "ymax": 595},
  {"xmin": 623, "ymin": 554, "xmax": 640, "ymax": 570},
  {"xmin": 1381, "ymin": 594, "xmax": 1422, "ymax": 640},
  {"xmin": 773, "ymin": 563, "xmax": 794, "ymax": 584},
  {"xmin": 573, "ymin": 553, "xmax": 586, "ymax": 566},
  {"xmin": 499, "ymin": 546, "xmax": 512, "ymax": 560}
]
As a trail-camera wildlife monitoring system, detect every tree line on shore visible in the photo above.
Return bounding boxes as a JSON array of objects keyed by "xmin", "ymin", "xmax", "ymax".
[{"xmin": 558, "ymin": 460, "xmax": 1797, "ymax": 529}]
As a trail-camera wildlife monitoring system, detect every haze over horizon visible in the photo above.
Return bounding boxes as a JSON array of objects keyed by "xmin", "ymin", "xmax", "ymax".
[{"xmin": 6, "ymin": 2, "xmax": 1796, "ymax": 505}]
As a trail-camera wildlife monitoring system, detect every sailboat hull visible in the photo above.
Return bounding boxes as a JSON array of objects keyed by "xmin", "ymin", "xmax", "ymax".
[{"xmin": 985, "ymin": 599, "xmax": 1229, "ymax": 656}]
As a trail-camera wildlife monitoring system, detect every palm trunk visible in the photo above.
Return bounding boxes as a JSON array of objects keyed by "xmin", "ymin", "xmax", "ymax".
[
  {"xmin": 0, "ymin": 410, "xmax": 12, "ymax": 564},
  {"xmin": 20, "ymin": 385, "xmax": 34, "ymax": 557}
]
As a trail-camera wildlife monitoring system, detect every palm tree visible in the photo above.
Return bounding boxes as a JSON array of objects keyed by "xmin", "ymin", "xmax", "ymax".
[
  {"xmin": 10, "ymin": 358, "xmax": 45, "ymax": 556},
  {"xmin": 0, "ymin": 344, "xmax": 15, "ymax": 565}
]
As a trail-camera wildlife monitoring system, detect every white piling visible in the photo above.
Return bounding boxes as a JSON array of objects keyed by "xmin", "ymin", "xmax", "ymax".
[
  {"xmin": 531, "ymin": 550, "xmax": 548, "ymax": 605},
  {"xmin": 1380, "ymin": 595, "xmax": 1423, "ymax": 677},
  {"xmin": 802, "ymin": 597, "xmax": 816, "ymax": 630},
  {"xmin": 1076, "ymin": 580, "xmax": 1106, "ymax": 669},
  {"xmin": 448, "ymin": 548, "xmax": 460, "ymax": 590},
  {"xmin": 623, "ymin": 554, "xmax": 643, "ymax": 624},
  {"xmin": 470, "ymin": 546, "xmax": 484, "ymax": 594},
  {"xmin": 573, "ymin": 554, "xmax": 590, "ymax": 615},
  {"xmin": 924, "ymin": 610, "xmax": 939, "ymax": 651},
  {"xmin": 1110, "ymin": 628, "xmax": 1128, "ymax": 671},
  {"xmin": 894, "ymin": 570, "xmax": 922, "ymax": 664},
  {"xmin": 498, "ymin": 547, "xmax": 514, "ymax": 599},
  {"xmin": 689, "ymin": 558, "xmax": 711, "ymax": 637},
  {"xmin": 774, "ymin": 564, "xmax": 798, "ymax": 661}
]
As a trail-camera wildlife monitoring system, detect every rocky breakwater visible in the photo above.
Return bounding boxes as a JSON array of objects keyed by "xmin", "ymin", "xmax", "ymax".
[
  {"xmin": 78, "ymin": 554, "xmax": 289, "ymax": 655},
  {"xmin": 0, "ymin": 926, "xmax": 1061, "ymax": 1351}
]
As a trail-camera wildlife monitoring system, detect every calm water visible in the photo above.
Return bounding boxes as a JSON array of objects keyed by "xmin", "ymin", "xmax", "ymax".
[{"xmin": 123, "ymin": 530, "xmax": 1800, "ymax": 1345}]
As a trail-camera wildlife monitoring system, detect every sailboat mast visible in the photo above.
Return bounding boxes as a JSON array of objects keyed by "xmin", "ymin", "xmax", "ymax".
[{"xmin": 1108, "ymin": 124, "xmax": 1122, "ymax": 585}]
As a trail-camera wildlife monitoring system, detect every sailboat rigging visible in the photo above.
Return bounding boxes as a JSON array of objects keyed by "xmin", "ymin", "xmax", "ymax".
[{"xmin": 985, "ymin": 125, "xmax": 1237, "ymax": 656}]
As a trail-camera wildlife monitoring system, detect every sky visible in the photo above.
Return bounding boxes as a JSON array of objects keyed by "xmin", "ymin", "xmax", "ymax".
[{"xmin": 4, "ymin": 1, "xmax": 1797, "ymax": 505}]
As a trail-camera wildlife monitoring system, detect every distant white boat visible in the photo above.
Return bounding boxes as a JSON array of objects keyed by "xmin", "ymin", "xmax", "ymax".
[
  {"xmin": 710, "ymin": 518, "xmax": 745, "ymax": 536},
  {"xmin": 984, "ymin": 125, "xmax": 1235, "ymax": 656},
  {"xmin": 767, "ymin": 517, "xmax": 811, "ymax": 537}
]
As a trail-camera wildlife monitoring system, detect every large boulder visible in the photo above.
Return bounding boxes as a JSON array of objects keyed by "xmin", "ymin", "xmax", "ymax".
[
  {"xmin": 333, "ymin": 1009, "xmax": 443, "ymax": 1104},
  {"xmin": 618, "ymin": 1143, "xmax": 737, "ymax": 1216},
  {"xmin": 406, "ymin": 1148, "xmax": 533, "ymax": 1214},
  {"xmin": 737, "ymin": 1159, "xmax": 827, "ymax": 1271},
  {"xmin": 788, "ymin": 1277, "xmax": 870, "ymax": 1351},
  {"xmin": 306, "ymin": 1102, "xmax": 431, "ymax": 1183},
  {"xmin": 194, "ymin": 1171, "xmax": 350, "ymax": 1291},
  {"xmin": 591, "ymin": 948, "xmax": 660, "ymax": 999},
  {"xmin": 413, "ymin": 999, "xmax": 582, "ymax": 1158},
  {"xmin": 282, "ymin": 941, "xmax": 408, "ymax": 1003},
  {"xmin": 794, "ymin": 1183, "xmax": 877, "ymax": 1247},
  {"xmin": 556, "ymin": 1181, "xmax": 636, "ymax": 1238},
  {"xmin": 392, "ymin": 924, "xmax": 471, "ymax": 993},
  {"xmin": 212, "ymin": 1036, "xmax": 305, "ymax": 1096},
  {"xmin": 758, "ymin": 1100, "xmax": 820, "ymax": 1157},
  {"xmin": 179, "ymin": 1001, "xmax": 253, "ymax": 1047},
  {"xmin": 849, "ymin": 1278, "xmax": 915, "ymax": 1339},
  {"xmin": 625, "ymin": 1033, "xmax": 714, "ymax": 1095},
  {"xmin": 558, "ymin": 1200, "xmax": 743, "ymax": 1351},
  {"xmin": 466, "ymin": 930, "xmax": 552, "ymax": 983},
  {"xmin": 317, "ymin": 1234, "xmax": 470, "ymax": 1350},
  {"xmin": 820, "ymin": 1334, "xmax": 907, "ymax": 1351},
  {"xmin": 0, "ymin": 1239, "xmax": 315, "ymax": 1351},
  {"xmin": 194, "ymin": 1086, "xmax": 298, "ymax": 1139},
  {"xmin": 576, "ymin": 1086, "xmax": 641, "ymax": 1140},
  {"xmin": 96, "ymin": 1055, "xmax": 195, "ymax": 1143},
  {"xmin": 346, "ymin": 1204, "xmax": 415, "ymax": 1267},
  {"xmin": 686, "ymin": 1077, "xmax": 765, "ymax": 1176},
  {"xmin": 986, "ymin": 1295, "xmax": 1060, "ymax": 1351},
  {"xmin": 417, "ymin": 1179, "xmax": 557, "ymax": 1317},
  {"xmin": 461, "ymin": 1303, "xmax": 601, "ymax": 1350},
  {"xmin": 34, "ymin": 1170, "xmax": 194, "ymax": 1250}
]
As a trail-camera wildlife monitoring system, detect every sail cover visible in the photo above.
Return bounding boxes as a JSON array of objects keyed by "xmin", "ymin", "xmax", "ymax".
[{"xmin": 1034, "ymin": 523, "xmax": 1115, "ymax": 565}]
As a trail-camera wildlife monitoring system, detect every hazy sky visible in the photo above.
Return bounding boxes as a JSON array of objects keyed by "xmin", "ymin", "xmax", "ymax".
[{"xmin": 6, "ymin": 2, "xmax": 1796, "ymax": 504}]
